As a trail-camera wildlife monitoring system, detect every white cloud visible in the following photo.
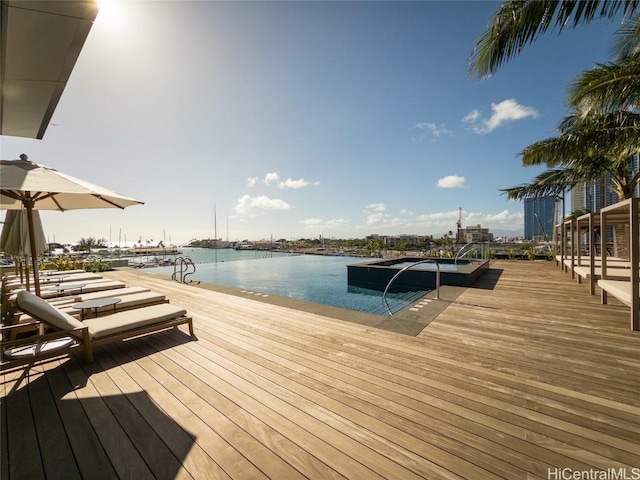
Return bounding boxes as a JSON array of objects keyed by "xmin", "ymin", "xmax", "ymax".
[
  {"xmin": 366, "ymin": 203, "xmax": 386, "ymax": 212},
  {"xmin": 399, "ymin": 208, "xmax": 413, "ymax": 215},
  {"xmin": 481, "ymin": 209, "xmax": 524, "ymax": 225},
  {"xmin": 300, "ymin": 218, "xmax": 349, "ymax": 229},
  {"xmin": 278, "ymin": 178, "xmax": 310, "ymax": 189},
  {"xmin": 437, "ymin": 175, "xmax": 466, "ymax": 188},
  {"xmin": 413, "ymin": 210, "xmax": 462, "ymax": 230},
  {"xmin": 411, "ymin": 122, "xmax": 453, "ymax": 142},
  {"xmin": 233, "ymin": 195, "xmax": 291, "ymax": 216},
  {"xmin": 365, "ymin": 212, "xmax": 389, "ymax": 225},
  {"xmin": 250, "ymin": 172, "xmax": 318, "ymax": 189},
  {"xmin": 299, "ymin": 218, "xmax": 323, "ymax": 226},
  {"xmin": 418, "ymin": 209, "xmax": 523, "ymax": 230},
  {"xmin": 263, "ymin": 172, "xmax": 280, "ymax": 185},
  {"xmin": 463, "ymin": 99, "xmax": 539, "ymax": 134},
  {"xmin": 355, "ymin": 208, "xmax": 524, "ymax": 233},
  {"xmin": 462, "ymin": 110, "xmax": 480, "ymax": 123}
]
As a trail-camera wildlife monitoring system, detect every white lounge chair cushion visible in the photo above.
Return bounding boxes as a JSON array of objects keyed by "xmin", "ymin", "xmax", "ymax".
[
  {"xmin": 5, "ymin": 272, "xmax": 102, "ymax": 289},
  {"xmin": 573, "ymin": 266, "xmax": 631, "ymax": 279},
  {"xmin": 13, "ymin": 291, "xmax": 166, "ymax": 324},
  {"xmin": 37, "ymin": 281, "xmax": 126, "ymax": 299},
  {"xmin": 65, "ymin": 292, "xmax": 166, "ymax": 315},
  {"xmin": 597, "ymin": 279, "xmax": 632, "ymax": 306},
  {"xmin": 82, "ymin": 304, "xmax": 187, "ymax": 339},
  {"xmin": 92, "ymin": 292, "xmax": 165, "ymax": 312},
  {"xmin": 47, "ymin": 286, "xmax": 151, "ymax": 306},
  {"xmin": 16, "ymin": 291, "xmax": 85, "ymax": 333},
  {"xmin": 9, "ymin": 280, "xmax": 126, "ymax": 301},
  {"xmin": 76, "ymin": 281, "xmax": 126, "ymax": 293},
  {"xmin": 76, "ymin": 286, "xmax": 151, "ymax": 301}
]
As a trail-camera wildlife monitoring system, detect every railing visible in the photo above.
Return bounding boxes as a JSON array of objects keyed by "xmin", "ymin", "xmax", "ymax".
[
  {"xmin": 455, "ymin": 242, "xmax": 482, "ymax": 265},
  {"xmin": 172, "ymin": 256, "xmax": 200, "ymax": 285},
  {"xmin": 382, "ymin": 259, "xmax": 440, "ymax": 316}
]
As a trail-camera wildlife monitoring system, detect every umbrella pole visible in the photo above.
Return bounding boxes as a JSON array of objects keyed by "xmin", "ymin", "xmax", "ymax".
[
  {"xmin": 23, "ymin": 255, "xmax": 30, "ymax": 291},
  {"xmin": 13, "ymin": 256, "xmax": 21, "ymax": 281},
  {"xmin": 24, "ymin": 199, "xmax": 41, "ymax": 296}
]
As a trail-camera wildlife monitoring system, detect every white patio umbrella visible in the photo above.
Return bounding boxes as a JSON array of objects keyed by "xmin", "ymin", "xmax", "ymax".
[
  {"xmin": 0, "ymin": 209, "xmax": 47, "ymax": 256},
  {"xmin": 1, "ymin": 155, "xmax": 144, "ymax": 295},
  {"xmin": 0, "ymin": 209, "xmax": 48, "ymax": 289}
]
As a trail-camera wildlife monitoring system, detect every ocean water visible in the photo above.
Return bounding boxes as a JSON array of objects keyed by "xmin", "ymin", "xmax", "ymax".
[
  {"xmin": 128, "ymin": 246, "xmax": 284, "ymax": 265},
  {"xmin": 143, "ymin": 249, "xmax": 427, "ymax": 315}
]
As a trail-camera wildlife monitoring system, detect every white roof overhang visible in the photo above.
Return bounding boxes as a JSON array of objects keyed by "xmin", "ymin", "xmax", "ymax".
[{"xmin": 0, "ymin": 0, "xmax": 98, "ymax": 139}]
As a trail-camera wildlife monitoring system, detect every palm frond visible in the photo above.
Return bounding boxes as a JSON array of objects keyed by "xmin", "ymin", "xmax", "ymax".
[
  {"xmin": 611, "ymin": 13, "xmax": 640, "ymax": 60},
  {"xmin": 514, "ymin": 147, "xmax": 640, "ymax": 202},
  {"xmin": 470, "ymin": 0, "xmax": 640, "ymax": 80},
  {"xmin": 500, "ymin": 168, "xmax": 582, "ymax": 200},
  {"xmin": 520, "ymin": 111, "xmax": 640, "ymax": 166},
  {"xmin": 567, "ymin": 59, "xmax": 640, "ymax": 112}
]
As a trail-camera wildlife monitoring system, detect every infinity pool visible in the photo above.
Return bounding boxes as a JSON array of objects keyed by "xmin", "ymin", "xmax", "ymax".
[{"xmin": 146, "ymin": 253, "xmax": 428, "ymax": 316}]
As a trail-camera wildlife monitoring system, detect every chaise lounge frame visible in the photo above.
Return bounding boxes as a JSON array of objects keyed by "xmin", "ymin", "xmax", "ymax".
[
  {"xmin": 1, "ymin": 292, "xmax": 194, "ymax": 371},
  {"xmin": 597, "ymin": 198, "xmax": 640, "ymax": 331}
]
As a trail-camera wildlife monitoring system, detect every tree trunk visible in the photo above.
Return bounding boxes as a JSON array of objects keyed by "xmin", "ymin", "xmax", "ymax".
[{"xmin": 613, "ymin": 224, "xmax": 630, "ymax": 260}]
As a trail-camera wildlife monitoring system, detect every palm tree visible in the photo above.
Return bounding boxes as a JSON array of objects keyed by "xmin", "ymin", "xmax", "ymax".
[
  {"xmin": 567, "ymin": 18, "xmax": 640, "ymax": 113},
  {"xmin": 502, "ymin": 110, "xmax": 640, "ymax": 201},
  {"xmin": 471, "ymin": 1, "xmax": 640, "ymax": 261},
  {"xmin": 469, "ymin": 0, "xmax": 639, "ymax": 80}
]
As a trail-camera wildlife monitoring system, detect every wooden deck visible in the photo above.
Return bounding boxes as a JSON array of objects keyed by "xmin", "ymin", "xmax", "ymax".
[{"xmin": 2, "ymin": 260, "xmax": 639, "ymax": 479}]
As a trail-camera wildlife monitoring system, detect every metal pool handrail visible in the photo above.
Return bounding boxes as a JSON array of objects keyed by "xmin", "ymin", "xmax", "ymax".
[
  {"xmin": 172, "ymin": 256, "xmax": 200, "ymax": 285},
  {"xmin": 455, "ymin": 242, "xmax": 482, "ymax": 265},
  {"xmin": 382, "ymin": 259, "xmax": 440, "ymax": 316}
]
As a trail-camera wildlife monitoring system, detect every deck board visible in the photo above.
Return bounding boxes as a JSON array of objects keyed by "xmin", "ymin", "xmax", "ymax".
[{"xmin": 2, "ymin": 260, "xmax": 640, "ymax": 479}]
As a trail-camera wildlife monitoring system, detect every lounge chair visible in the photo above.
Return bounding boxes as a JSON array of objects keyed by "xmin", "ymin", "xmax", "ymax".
[
  {"xmin": 574, "ymin": 266, "xmax": 631, "ymax": 280},
  {"xmin": 6, "ymin": 278, "xmax": 126, "ymax": 300},
  {"xmin": 47, "ymin": 286, "xmax": 152, "ymax": 306},
  {"xmin": 4, "ymin": 284, "xmax": 138, "ymax": 322},
  {"xmin": 34, "ymin": 279, "xmax": 127, "ymax": 299},
  {"xmin": 597, "ymin": 279, "xmax": 633, "ymax": 306},
  {"xmin": 8, "ymin": 291, "xmax": 169, "ymax": 332},
  {"xmin": 1, "ymin": 291, "xmax": 194, "ymax": 370},
  {"xmin": 2, "ymin": 269, "xmax": 88, "ymax": 283},
  {"xmin": 4, "ymin": 272, "xmax": 104, "ymax": 290}
]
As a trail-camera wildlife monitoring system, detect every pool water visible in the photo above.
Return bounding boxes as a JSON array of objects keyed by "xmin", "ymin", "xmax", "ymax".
[
  {"xmin": 389, "ymin": 261, "xmax": 467, "ymax": 271},
  {"xmin": 148, "ymin": 253, "xmax": 427, "ymax": 315}
]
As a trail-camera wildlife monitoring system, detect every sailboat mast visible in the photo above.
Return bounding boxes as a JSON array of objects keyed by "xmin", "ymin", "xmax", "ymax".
[{"xmin": 214, "ymin": 203, "xmax": 218, "ymax": 263}]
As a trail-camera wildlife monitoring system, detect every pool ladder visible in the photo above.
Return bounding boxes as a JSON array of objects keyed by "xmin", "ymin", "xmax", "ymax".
[
  {"xmin": 382, "ymin": 259, "xmax": 440, "ymax": 316},
  {"xmin": 172, "ymin": 256, "xmax": 200, "ymax": 285},
  {"xmin": 455, "ymin": 242, "xmax": 483, "ymax": 265}
]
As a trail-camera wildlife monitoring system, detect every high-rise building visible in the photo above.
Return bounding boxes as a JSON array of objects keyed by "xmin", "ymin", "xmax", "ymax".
[
  {"xmin": 524, "ymin": 196, "xmax": 556, "ymax": 241},
  {"xmin": 570, "ymin": 154, "xmax": 640, "ymax": 213}
]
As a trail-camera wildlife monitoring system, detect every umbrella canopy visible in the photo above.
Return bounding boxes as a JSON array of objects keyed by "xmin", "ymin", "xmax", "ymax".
[
  {"xmin": 0, "ymin": 158, "xmax": 144, "ymax": 211},
  {"xmin": 0, "ymin": 209, "xmax": 47, "ymax": 257},
  {"xmin": 0, "ymin": 156, "xmax": 144, "ymax": 294},
  {"xmin": 0, "ymin": 209, "xmax": 48, "ymax": 291}
]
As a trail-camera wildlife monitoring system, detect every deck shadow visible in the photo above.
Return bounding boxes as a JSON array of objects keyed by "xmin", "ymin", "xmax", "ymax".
[
  {"xmin": 2, "ymin": 351, "xmax": 197, "ymax": 479},
  {"xmin": 469, "ymin": 267, "xmax": 504, "ymax": 290}
]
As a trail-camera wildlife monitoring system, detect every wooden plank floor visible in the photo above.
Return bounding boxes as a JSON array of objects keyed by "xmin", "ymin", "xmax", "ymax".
[{"xmin": 2, "ymin": 260, "xmax": 639, "ymax": 479}]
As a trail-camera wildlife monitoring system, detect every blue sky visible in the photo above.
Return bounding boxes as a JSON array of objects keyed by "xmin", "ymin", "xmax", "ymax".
[{"xmin": 0, "ymin": 1, "xmax": 622, "ymax": 245}]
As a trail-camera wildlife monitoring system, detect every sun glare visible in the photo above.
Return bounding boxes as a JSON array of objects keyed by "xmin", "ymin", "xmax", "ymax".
[{"xmin": 96, "ymin": 0, "xmax": 124, "ymax": 25}]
